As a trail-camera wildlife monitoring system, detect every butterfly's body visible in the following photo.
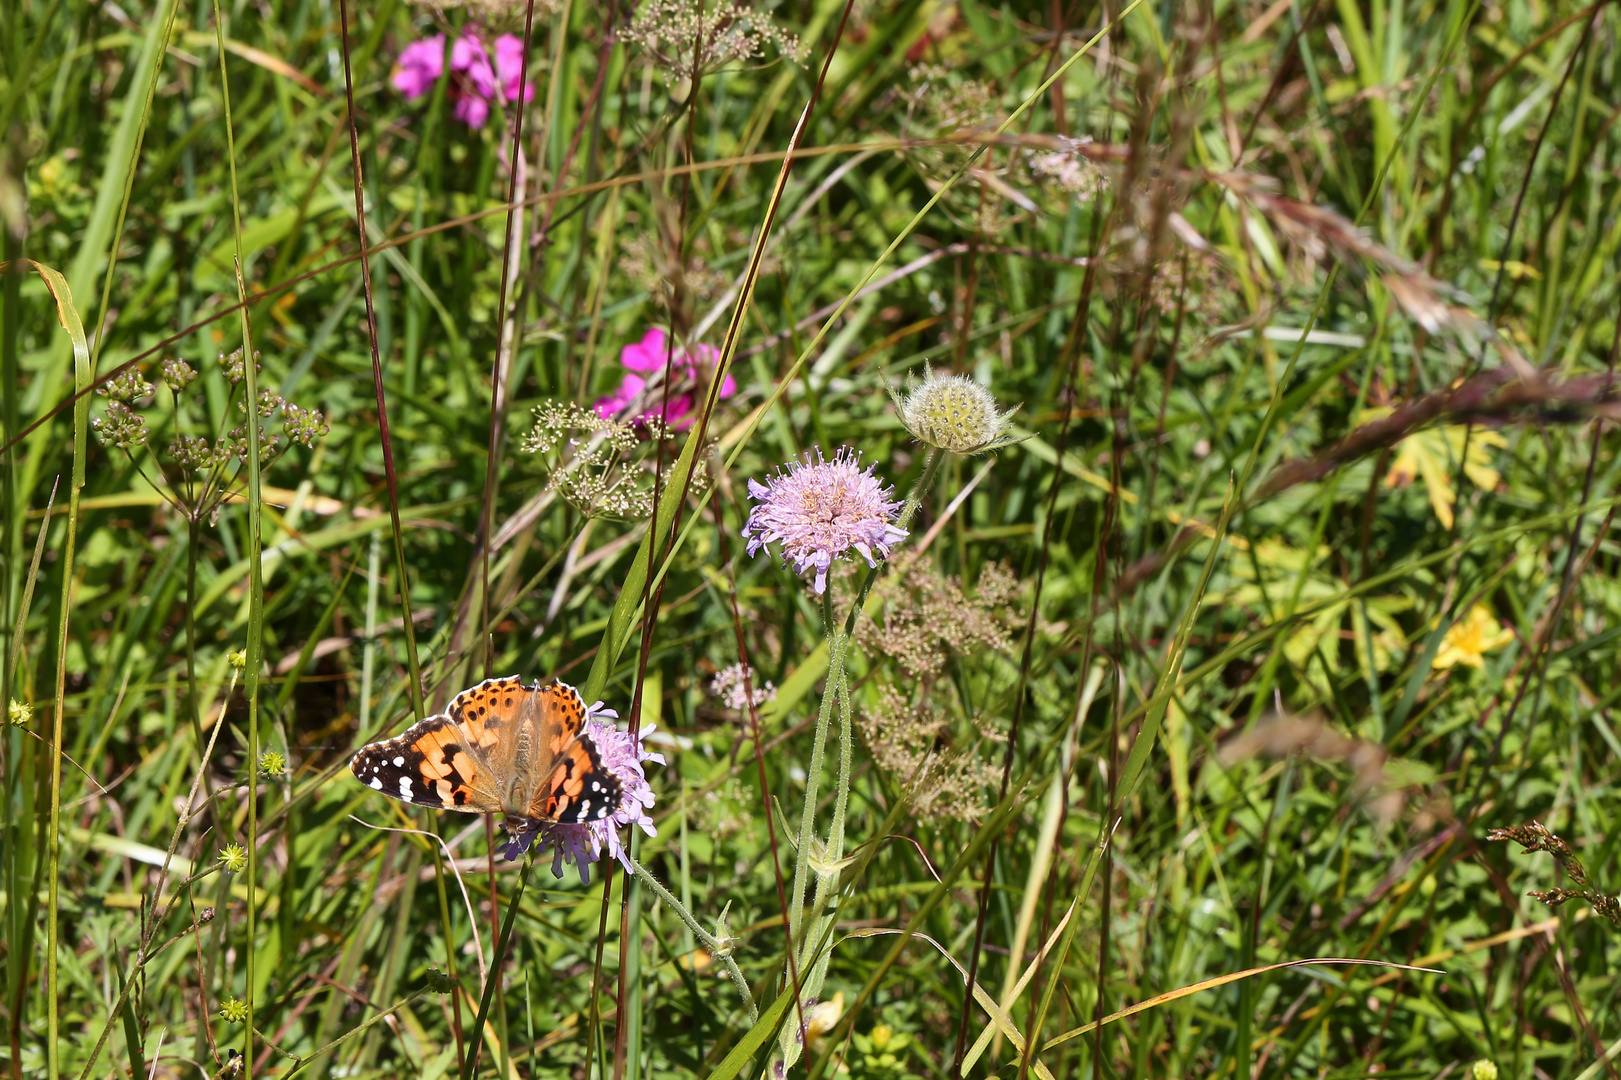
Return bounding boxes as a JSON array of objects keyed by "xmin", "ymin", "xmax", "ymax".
[{"xmin": 350, "ymin": 677, "xmax": 623, "ymax": 826}]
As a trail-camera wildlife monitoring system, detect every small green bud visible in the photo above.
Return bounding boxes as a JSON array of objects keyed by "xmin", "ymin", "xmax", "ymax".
[
  {"xmin": 91, "ymin": 401, "xmax": 149, "ymax": 450},
  {"xmin": 282, "ymin": 402, "xmax": 329, "ymax": 448},
  {"xmin": 259, "ymin": 750, "xmax": 286, "ymax": 776},
  {"xmin": 160, "ymin": 357, "xmax": 198, "ymax": 391},
  {"xmin": 228, "ymin": 649, "xmax": 247, "ymax": 670},
  {"xmin": 218, "ymin": 844, "xmax": 248, "ymax": 875},
  {"xmin": 219, "ymin": 997, "xmax": 249, "ymax": 1024},
  {"xmin": 1472, "ymin": 1061, "xmax": 1498, "ymax": 1080},
  {"xmin": 8, "ymin": 699, "xmax": 32, "ymax": 727},
  {"xmin": 424, "ymin": 968, "xmax": 458, "ymax": 994},
  {"xmin": 97, "ymin": 368, "xmax": 155, "ymax": 403}
]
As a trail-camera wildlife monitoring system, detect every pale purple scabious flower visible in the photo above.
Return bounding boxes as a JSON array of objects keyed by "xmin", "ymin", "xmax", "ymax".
[
  {"xmin": 392, "ymin": 31, "xmax": 532, "ymax": 130},
  {"xmin": 501, "ymin": 702, "xmax": 665, "ymax": 885},
  {"xmin": 594, "ymin": 327, "xmax": 737, "ymax": 431},
  {"xmin": 742, "ymin": 447, "xmax": 908, "ymax": 595}
]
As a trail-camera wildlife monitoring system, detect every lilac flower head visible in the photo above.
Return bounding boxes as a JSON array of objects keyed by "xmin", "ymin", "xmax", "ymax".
[
  {"xmin": 742, "ymin": 447, "xmax": 908, "ymax": 595},
  {"xmin": 500, "ymin": 702, "xmax": 665, "ymax": 884}
]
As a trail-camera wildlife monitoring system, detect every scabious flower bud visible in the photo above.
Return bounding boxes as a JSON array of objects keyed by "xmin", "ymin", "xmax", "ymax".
[
  {"xmin": 1471, "ymin": 1061, "xmax": 1498, "ymax": 1080},
  {"xmin": 98, "ymin": 368, "xmax": 155, "ymax": 403},
  {"xmin": 219, "ymin": 997, "xmax": 249, "ymax": 1023},
  {"xmin": 890, "ymin": 367, "xmax": 1021, "ymax": 455},
  {"xmin": 161, "ymin": 357, "xmax": 198, "ymax": 391},
  {"xmin": 8, "ymin": 699, "xmax": 32, "ymax": 727},
  {"xmin": 91, "ymin": 401, "xmax": 149, "ymax": 449},
  {"xmin": 259, "ymin": 750, "xmax": 287, "ymax": 776}
]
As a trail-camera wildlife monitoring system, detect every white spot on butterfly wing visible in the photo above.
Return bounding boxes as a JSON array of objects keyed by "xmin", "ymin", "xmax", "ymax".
[
  {"xmin": 393, "ymin": 756, "xmax": 405, "ymax": 767},
  {"xmin": 399, "ymin": 776, "xmax": 414, "ymax": 798},
  {"xmin": 369, "ymin": 777, "xmax": 384, "ymax": 790}
]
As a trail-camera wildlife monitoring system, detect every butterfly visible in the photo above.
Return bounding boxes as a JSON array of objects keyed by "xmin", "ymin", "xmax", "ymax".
[{"xmin": 349, "ymin": 676, "xmax": 623, "ymax": 826}]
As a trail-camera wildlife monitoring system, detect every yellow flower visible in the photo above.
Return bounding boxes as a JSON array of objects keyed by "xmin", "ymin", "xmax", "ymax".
[
  {"xmin": 1361, "ymin": 409, "xmax": 1505, "ymax": 530},
  {"xmin": 804, "ymin": 991, "xmax": 845, "ymax": 1047},
  {"xmin": 1433, "ymin": 605, "xmax": 1515, "ymax": 669}
]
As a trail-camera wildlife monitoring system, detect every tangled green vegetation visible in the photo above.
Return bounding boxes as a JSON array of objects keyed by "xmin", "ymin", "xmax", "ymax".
[{"xmin": 3, "ymin": 0, "xmax": 1621, "ymax": 1077}]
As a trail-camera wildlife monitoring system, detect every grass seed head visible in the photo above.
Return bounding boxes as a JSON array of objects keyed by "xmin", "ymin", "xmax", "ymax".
[
  {"xmin": 90, "ymin": 401, "xmax": 149, "ymax": 449},
  {"xmin": 97, "ymin": 367, "xmax": 154, "ymax": 403},
  {"xmin": 160, "ymin": 357, "xmax": 197, "ymax": 391}
]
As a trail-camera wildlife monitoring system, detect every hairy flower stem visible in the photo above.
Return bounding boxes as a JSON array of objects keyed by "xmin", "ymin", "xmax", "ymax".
[
  {"xmin": 625, "ymin": 856, "xmax": 756, "ymax": 1020},
  {"xmin": 787, "ymin": 591, "xmax": 844, "ymax": 938},
  {"xmin": 778, "ymin": 449, "xmax": 945, "ymax": 1070}
]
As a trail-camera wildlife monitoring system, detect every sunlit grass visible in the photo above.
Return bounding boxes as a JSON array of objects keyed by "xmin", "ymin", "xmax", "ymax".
[{"xmin": 3, "ymin": 0, "xmax": 1620, "ymax": 1078}]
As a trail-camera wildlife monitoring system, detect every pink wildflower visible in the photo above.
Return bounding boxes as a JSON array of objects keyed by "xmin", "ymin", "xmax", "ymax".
[
  {"xmin": 742, "ymin": 447, "xmax": 908, "ymax": 594},
  {"xmin": 392, "ymin": 31, "xmax": 533, "ymax": 129},
  {"xmin": 494, "ymin": 34, "xmax": 537, "ymax": 104},
  {"xmin": 501, "ymin": 703, "xmax": 664, "ymax": 884},
  {"xmin": 594, "ymin": 327, "xmax": 737, "ymax": 430},
  {"xmin": 391, "ymin": 36, "xmax": 445, "ymax": 99}
]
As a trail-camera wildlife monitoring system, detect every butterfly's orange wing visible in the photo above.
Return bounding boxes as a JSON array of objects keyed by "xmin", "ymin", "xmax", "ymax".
[
  {"xmin": 528, "ymin": 683, "xmax": 622, "ymax": 824},
  {"xmin": 350, "ymin": 676, "xmax": 529, "ymax": 814},
  {"xmin": 352, "ymin": 676, "xmax": 624, "ymax": 825}
]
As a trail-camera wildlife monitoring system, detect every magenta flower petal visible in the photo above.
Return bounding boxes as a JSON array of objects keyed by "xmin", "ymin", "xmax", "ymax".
[
  {"xmin": 451, "ymin": 33, "xmax": 498, "ymax": 98},
  {"xmin": 621, "ymin": 328, "xmax": 672, "ymax": 373},
  {"xmin": 494, "ymin": 34, "xmax": 536, "ymax": 103},
  {"xmin": 741, "ymin": 447, "xmax": 908, "ymax": 594},
  {"xmin": 453, "ymin": 93, "xmax": 491, "ymax": 128},
  {"xmin": 392, "ymin": 36, "xmax": 445, "ymax": 100}
]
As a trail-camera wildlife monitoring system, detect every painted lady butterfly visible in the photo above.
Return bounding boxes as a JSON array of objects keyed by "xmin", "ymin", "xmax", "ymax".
[{"xmin": 349, "ymin": 676, "xmax": 623, "ymax": 826}]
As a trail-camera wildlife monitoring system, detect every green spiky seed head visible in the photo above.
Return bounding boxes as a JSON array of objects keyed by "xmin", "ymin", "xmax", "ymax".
[
  {"xmin": 259, "ymin": 751, "xmax": 286, "ymax": 776},
  {"xmin": 8, "ymin": 699, "xmax": 32, "ymax": 727},
  {"xmin": 891, "ymin": 367, "xmax": 1022, "ymax": 455},
  {"xmin": 1471, "ymin": 1062, "xmax": 1498, "ymax": 1080},
  {"xmin": 219, "ymin": 997, "xmax": 249, "ymax": 1024}
]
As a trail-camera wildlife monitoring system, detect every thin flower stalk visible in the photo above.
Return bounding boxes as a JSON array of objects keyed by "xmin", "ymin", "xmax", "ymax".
[
  {"xmin": 211, "ymin": 1, "xmax": 264, "ymax": 1070},
  {"xmin": 45, "ymin": 265, "xmax": 92, "ymax": 1080},
  {"xmin": 624, "ymin": 855, "xmax": 756, "ymax": 1020},
  {"xmin": 774, "ymin": 449, "xmax": 944, "ymax": 1074}
]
